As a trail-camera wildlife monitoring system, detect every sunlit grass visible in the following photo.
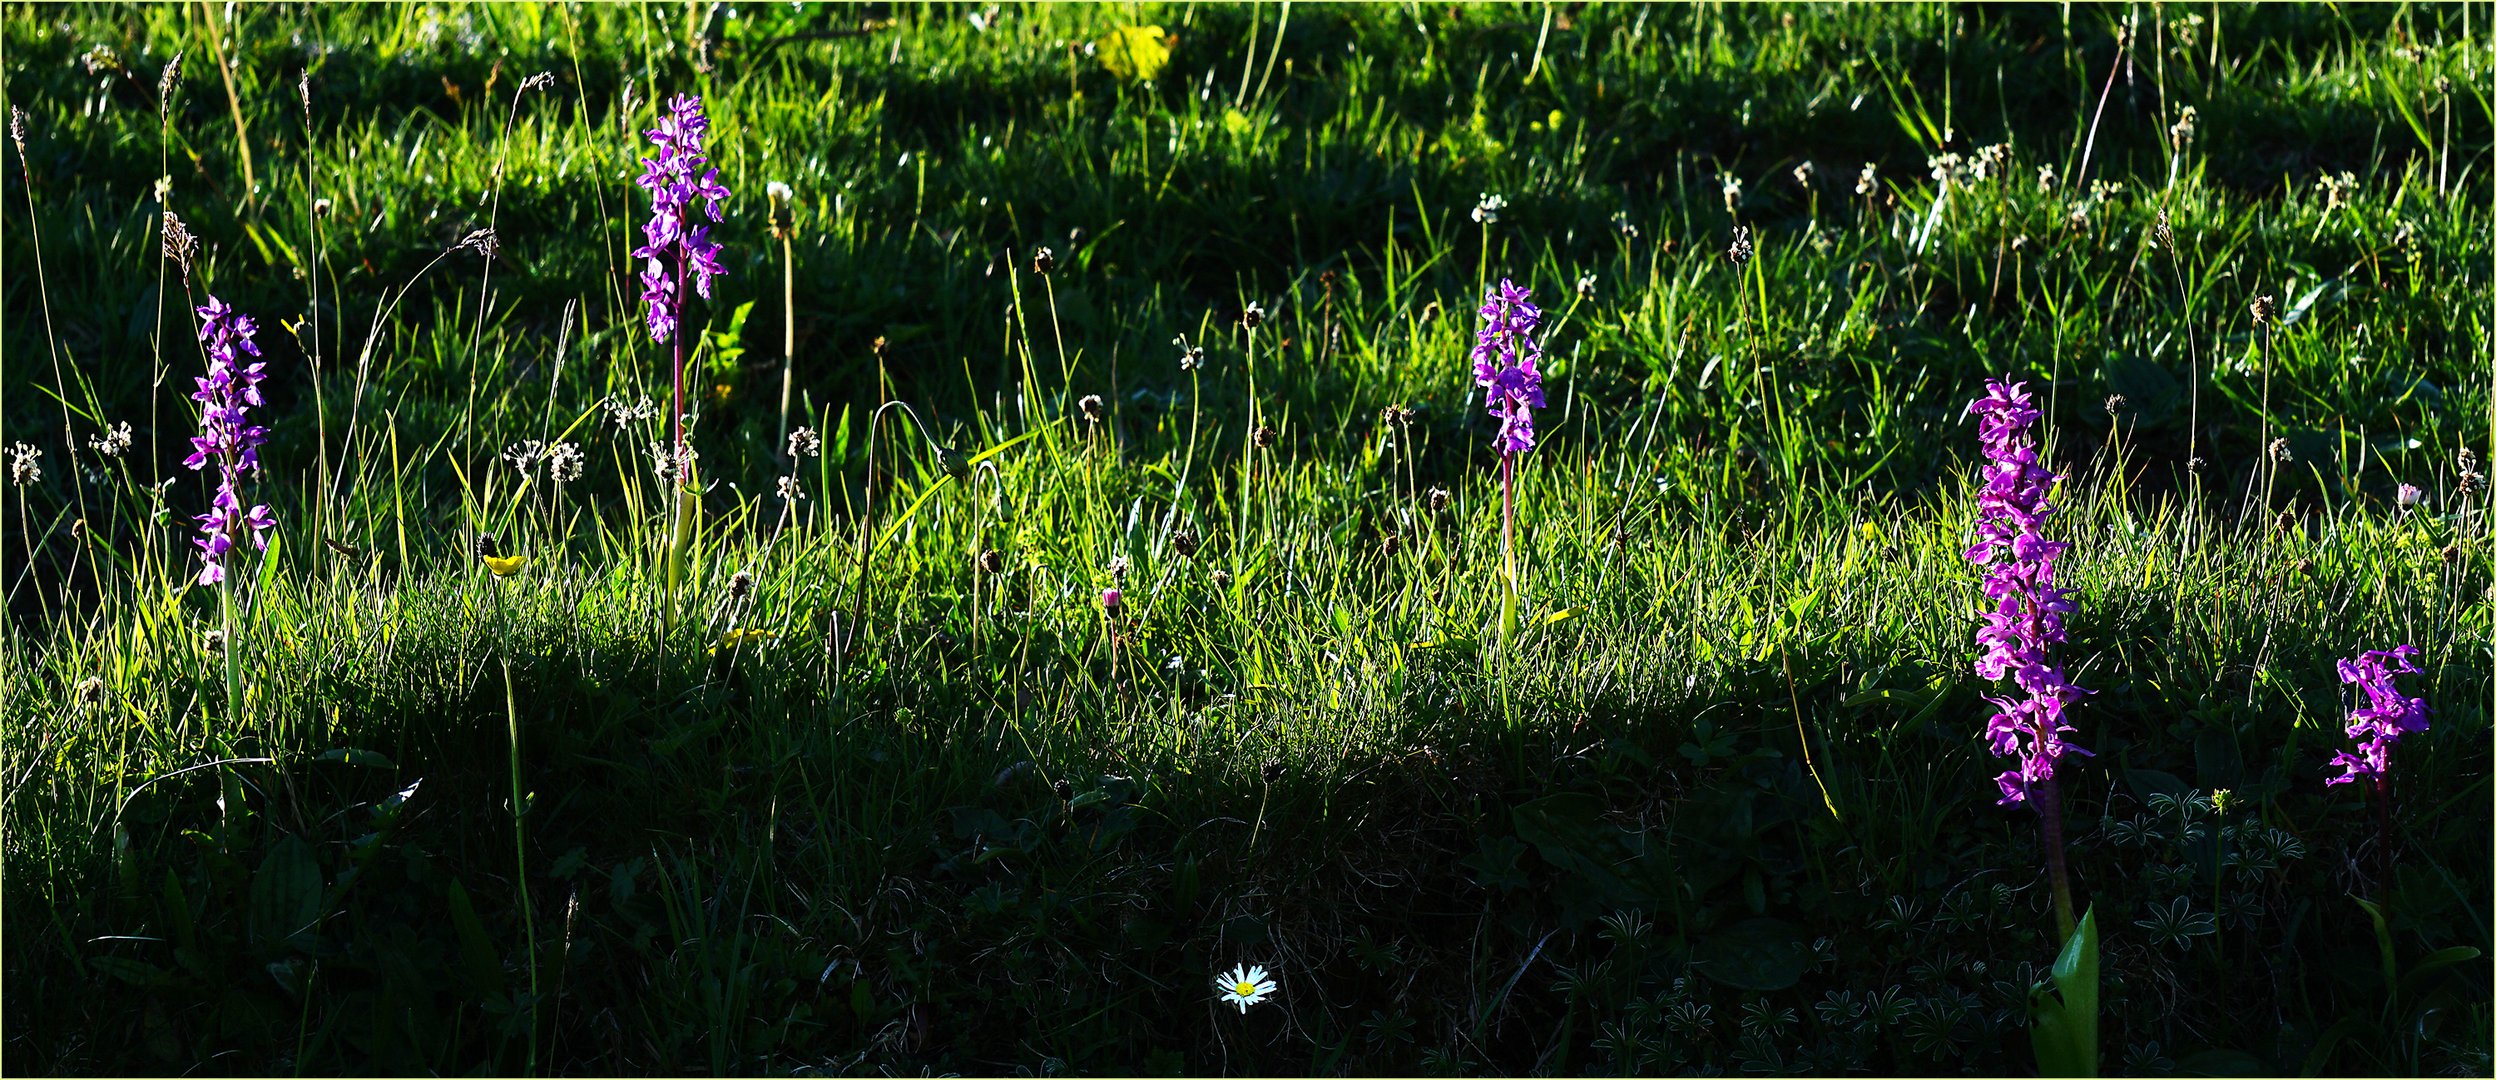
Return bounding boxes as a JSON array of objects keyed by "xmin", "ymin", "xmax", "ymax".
[{"xmin": 3, "ymin": 2, "xmax": 2489, "ymax": 1075}]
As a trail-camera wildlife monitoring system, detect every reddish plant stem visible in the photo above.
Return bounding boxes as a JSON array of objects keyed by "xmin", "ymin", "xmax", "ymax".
[
  {"xmin": 2371, "ymin": 771, "xmax": 2395, "ymax": 884},
  {"xmin": 672, "ymin": 258, "xmax": 689, "ymax": 483},
  {"xmin": 2037, "ymin": 773, "xmax": 2078, "ymax": 943}
]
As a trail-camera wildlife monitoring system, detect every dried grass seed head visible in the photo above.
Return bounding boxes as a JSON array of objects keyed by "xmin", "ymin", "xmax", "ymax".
[
  {"xmin": 459, "ymin": 227, "xmax": 500, "ymax": 260},
  {"xmin": 162, "ymin": 211, "xmax": 200, "ymax": 277}
]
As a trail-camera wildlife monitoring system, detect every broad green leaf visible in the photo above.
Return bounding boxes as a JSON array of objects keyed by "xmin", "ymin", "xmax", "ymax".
[
  {"xmin": 247, "ymin": 835, "xmax": 323, "ymax": 951},
  {"xmin": 313, "ymin": 747, "xmax": 396, "ymax": 768},
  {"xmin": 2353, "ymin": 896, "xmax": 2398, "ymax": 998},
  {"xmin": 2030, "ymin": 905, "xmax": 2100, "ymax": 1077},
  {"xmin": 445, "ymin": 877, "xmax": 504, "ymax": 995},
  {"xmin": 2400, "ymin": 945, "xmax": 2483, "ymax": 1002}
]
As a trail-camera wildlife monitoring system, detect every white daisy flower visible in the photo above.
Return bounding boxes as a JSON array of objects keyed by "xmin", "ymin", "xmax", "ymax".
[{"xmin": 1216, "ymin": 963, "xmax": 1276, "ymax": 1013}]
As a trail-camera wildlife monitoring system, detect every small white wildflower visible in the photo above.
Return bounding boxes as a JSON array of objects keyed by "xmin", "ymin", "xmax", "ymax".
[
  {"xmin": 1719, "ymin": 174, "xmax": 1743, "ymax": 210},
  {"xmin": 7, "ymin": 442, "xmax": 42, "ymax": 486},
  {"xmin": 2036, "ymin": 163, "xmax": 2057, "ymax": 193},
  {"xmin": 649, "ymin": 440, "xmax": 697, "ymax": 482},
  {"xmin": 1726, "ymin": 225, "xmax": 1754, "ymax": 266},
  {"xmin": 2317, "ymin": 170, "xmax": 2358, "ymax": 211},
  {"xmin": 777, "ymin": 475, "xmax": 804, "ymax": 501},
  {"xmin": 1216, "ymin": 963, "xmax": 1277, "ymax": 1013},
  {"xmin": 2168, "ymin": 105, "xmax": 2199, "ymax": 146},
  {"xmin": 1791, "ymin": 160, "xmax": 1814, "ymax": 188},
  {"xmin": 1471, "ymin": 192, "xmax": 1507, "ymax": 224},
  {"xmin": 606, "ymin": 394, "xmax": 658, "ymax": 429},
  {"xmin": 502, "ymin": 439, "xmax": 545, "ymax": 474},
  {"xmin": 787, "ymin": 425, "xmax": 822, "ymax": 459},
  {"xmin": 545, "ymin": 441, "xmax": 585, "ymax": 482},
  {"xmin": 1970, "ymin": 143, "xmax": 2011, "ymax": 183},
  {"xmin": 89, "ymin": 421, "xmax": 133, "ymax": 457},
  {"xmin": 1855, "ymin": 162, "xmax": 1879, "ymax": 196}
]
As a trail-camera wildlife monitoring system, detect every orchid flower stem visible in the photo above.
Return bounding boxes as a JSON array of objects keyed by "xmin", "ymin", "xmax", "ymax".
[
  {"xmin": 221, "ymin": 579, "xmax": 241, "ymax": 729},
  {"xmin": 665, "ymin": 307, "xmax": 689, "ymax": 633},
  {"xmin": 2037, "ymin": 775, "xmax": 2077, "ymax": 944},
  {"xmin": 1500, "ymin": 451, "xmax": 1518, "ymax": 652},
  {"xmin": 2372, "ymin": 773, "xmax": 2394, "ymax": 882}
]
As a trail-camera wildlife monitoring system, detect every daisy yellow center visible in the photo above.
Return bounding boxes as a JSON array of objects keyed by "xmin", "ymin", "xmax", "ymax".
[{"xmin": 1234, "ymin": 981, "xmax": 1257, "ymax": 996}]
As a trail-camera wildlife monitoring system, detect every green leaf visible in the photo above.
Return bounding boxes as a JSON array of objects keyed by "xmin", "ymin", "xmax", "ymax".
[
  {"xmin": 2298, "ymin": 1014, "xmax": 2372, "ymax": 1077},
  {"xmin": 1094, "ymin": 25, "xmax": 1171, "ymax": 81},
  {"xmin": 2029, "ymin": 905, "xmax": 2100, "ymax": 1077},
  {"xmin": 255, "ymin": 526, "xmax": 284, "ymax": 601},
  {"xmin": 2400, "ymin": 945, "xmax": 2483, "ymax": 1001},
  {"xmin": 1510, "ymin": 793, "xmax": 1649, "ymax": 909},
  {"xmin": 2104, "ymin": 351, "xmax": 2182, "ymax": 426},
  {"xmin": 313, "ymin": 747, "xmax": 396, "ymax": 768},
  {"xmin": 247, "ymin": 835, "xmax": 323, "ymax": 951},
  {"xmin": 445, "ymin": 877, "xmax": 504, "ymax": 995},
  {"xmin": 2353, "ymin": 896, "xmax": 2397, "ymax": 999}
]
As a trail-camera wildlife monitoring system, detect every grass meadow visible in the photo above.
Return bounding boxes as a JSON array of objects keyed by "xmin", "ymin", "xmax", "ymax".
[{"xmin": 3, "ymin": 2, "xmax": 2491, "ymax": 1074}]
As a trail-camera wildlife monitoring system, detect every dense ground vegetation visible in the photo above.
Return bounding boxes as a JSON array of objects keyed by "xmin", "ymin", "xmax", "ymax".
[{"xmin": 3, "ymin": 2, "xmax": 2490, "ymax": 1074}]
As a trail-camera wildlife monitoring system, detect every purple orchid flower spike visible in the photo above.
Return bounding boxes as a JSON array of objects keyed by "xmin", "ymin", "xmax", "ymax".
[
  {"xmin": 187, "ymin": 296, "xmax": 275, "ymax": 586},
  {"xmin": 632, "ymin": 93, "xmax": 731, "ymax": 487},
  {"xmin": 1472, "ymin": 279, "xmax": 1545, "ymax": 455},
  {"xmin": 2326, "ymin": 645, "xmax": 2428, "ymax": 787},
  {"xmin": 1966, "ymin": 378, "xmax": 2092, "ymax": 807},
  {"xmin": 1965, "ymin": 377, "xmax": 2090, "ymax": 939}
]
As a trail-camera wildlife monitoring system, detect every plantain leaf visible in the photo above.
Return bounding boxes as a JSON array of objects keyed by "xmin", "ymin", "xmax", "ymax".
[{"xmin": 247, "ymin": 835, "xmax": 323, "ymax": 952}]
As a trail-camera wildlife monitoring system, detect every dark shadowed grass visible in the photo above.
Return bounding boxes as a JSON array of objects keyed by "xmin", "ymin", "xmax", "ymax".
[{"xmin": 2, "ymin": 2, "xmax": 2490, "ymax": 1075}]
